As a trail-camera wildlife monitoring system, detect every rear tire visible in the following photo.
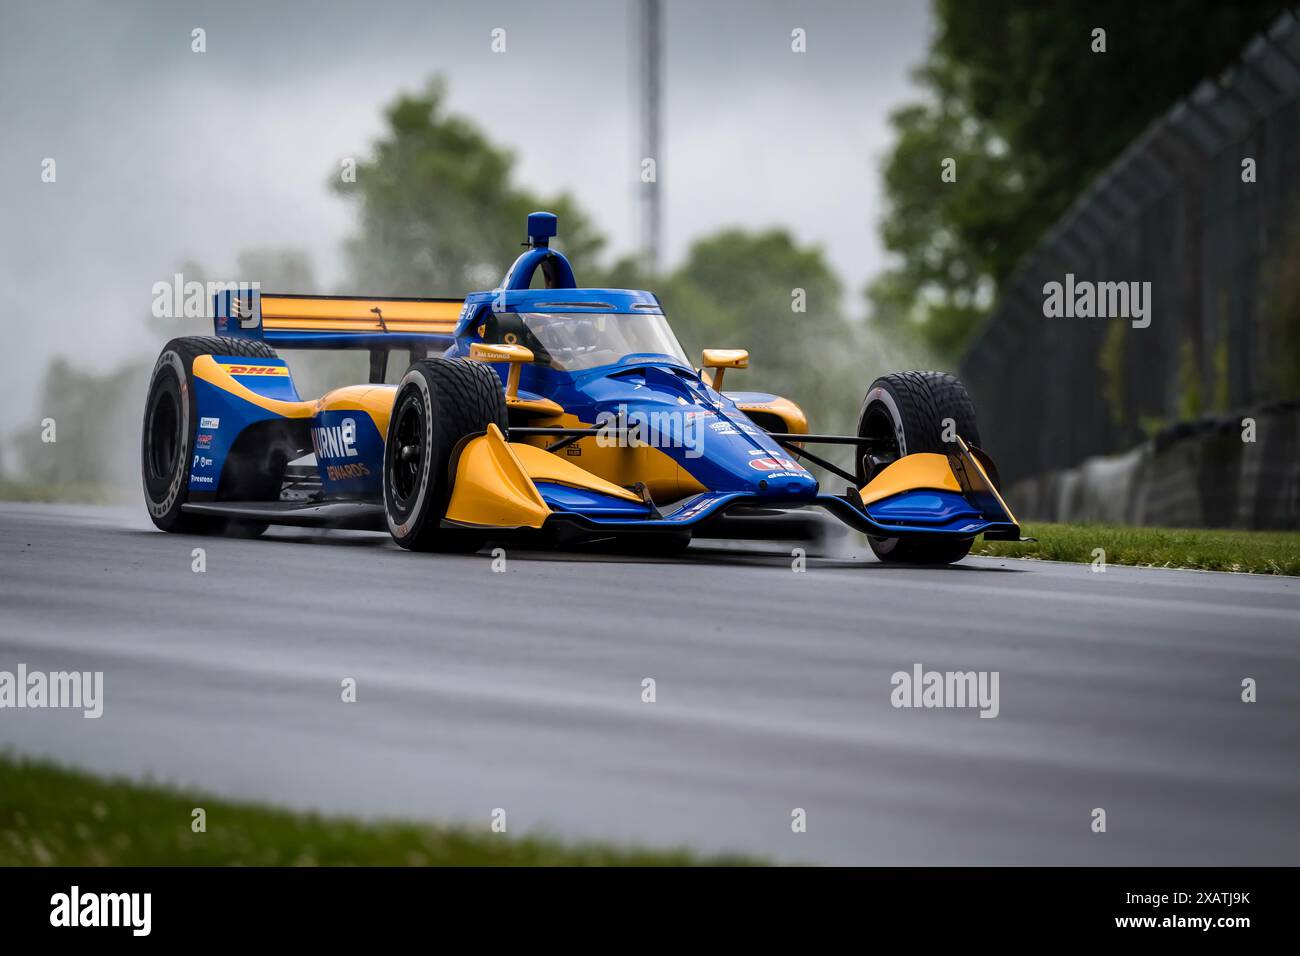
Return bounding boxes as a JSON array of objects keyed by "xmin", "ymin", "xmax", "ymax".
[
  {"xmin": 383, "ymin": 358, "xmax": 508, "ymax": 552},
  {"xmin": 857, "ymin": 370, "xmax": 981, "ymax": 565},
  {"xmin": 141, "ymin": 336, "xmax": 278, "ymax": 535}
]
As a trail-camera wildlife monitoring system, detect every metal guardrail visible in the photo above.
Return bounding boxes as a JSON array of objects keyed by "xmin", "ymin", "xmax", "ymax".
[{"xmin": 959, "ymin": 10, "xmax": 1300, "ymax": 485}]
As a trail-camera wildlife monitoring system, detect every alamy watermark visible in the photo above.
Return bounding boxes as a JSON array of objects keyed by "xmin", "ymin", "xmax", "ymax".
[
  {"xmin": 890, "ymin": 663, "xmax": 999, "ymax": 718},
  {"xmin": 151, "ymin": 274, "xmax": 260, "ymax": 320},
  {"xmin": 50, "ymin": 886, "xmax": 150, "ymax": 936},
  {"xmin": 594, "ymin": 405, "xmax": 705, "ymax": 458},
  {"xmin": 0, "ymin": 664, "xmax": 103, "ymax": 718},
  {"xmin": 1042, "ymin": 273, "xmax": 1151, "ymax": 329}
]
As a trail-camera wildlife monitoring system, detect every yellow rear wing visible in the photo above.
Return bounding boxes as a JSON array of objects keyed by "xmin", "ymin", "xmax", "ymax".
[{"xmin": 214, "ymin": 291, "xmax": 464, "ymax": 351}]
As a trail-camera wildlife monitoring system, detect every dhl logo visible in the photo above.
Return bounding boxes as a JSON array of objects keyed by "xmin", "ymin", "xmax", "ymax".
[{"xmin": 220, "ymin": 364, "xmax": 288, "ymax": 376}]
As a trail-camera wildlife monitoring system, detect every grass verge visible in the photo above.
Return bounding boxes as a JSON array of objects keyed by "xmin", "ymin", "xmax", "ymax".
[
  {"xmin": 974, "ymin": 522, "xmax": 1300, "ymax": 575},
  {"xmin": 0, "ymin": 755, "xmax": 754, "ymax": 866}
]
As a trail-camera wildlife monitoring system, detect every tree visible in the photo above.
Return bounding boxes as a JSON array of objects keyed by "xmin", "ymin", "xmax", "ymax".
[
  {"xmin": 872, "ymin": 0, "xmax": 1291, "ymax": 360},
  {"xmin": 339, "ymin": 80, "xmax": 862, "ymax": 433},
  {"xmin": 594, "ymin": 230, "xmax": 861, "ymax": 435},
  {"xmin": 333, "ymin": 79, "xmax": 604, "ymax": 296},
  {"xmin": 6, "ymin": 251, "xmax": 315, "ymax": 500}
]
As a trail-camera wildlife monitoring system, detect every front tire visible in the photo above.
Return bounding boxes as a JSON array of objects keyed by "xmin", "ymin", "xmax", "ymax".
[
  {"xmin": 857, "ymin": 370, "xmax": 981, "ymax": 565},
  {"xmin": 383, "ymin": 357, "xmax": 508, "ymax": 552}
]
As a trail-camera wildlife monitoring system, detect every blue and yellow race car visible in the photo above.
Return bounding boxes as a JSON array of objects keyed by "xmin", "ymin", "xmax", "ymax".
[{"xmin": 141, "ymin": 212, "xmax": 1021, "ymax": 564}]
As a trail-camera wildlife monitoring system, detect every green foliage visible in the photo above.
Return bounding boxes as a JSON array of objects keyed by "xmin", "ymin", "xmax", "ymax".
[
  {"xmin": 333, "ymin": 79, "xmax": 604, "ymax": 296},
  {"xmin": 11, "ymin": 357, "xmax": 150, "ymax": 493},
  {"xmin": 0, "ymin": 754, "xmax": 756, "ymax": 866},
  {"xmin": 339, "ymin": 78, "xmax": 868, "ymax": 435},
  {"xmin": 4, "ymin": 251, "xmax": 320, "ymax": 501},
  {"xmin": 1178, "ymin": 339, "xmax": 1202, "ymax": 420},
  {"xmin": 592, "ymin": 230, "xmax": 862, "ymax": 435},
  {"xmin": 5, "ymin": 77, "xmax": 883, "ymax": 503},
  {"xmin": 1265, "ymin": 208, "xmax": 1300, "ymax": 397},
  {"xmin": 1213, "ymin": 337, "xmax": 1230, "ymax": 412},
  {"xmin": 1099, "ymin": 320, "xmax": 1126, "ymax": 427},
  {"xmin": 975, "ymin": 522, "xmax": 1300, "ymax": 576},
  {"xmin": 871, "ymin": 0, "xmax": 1291, "ymax": 361}
]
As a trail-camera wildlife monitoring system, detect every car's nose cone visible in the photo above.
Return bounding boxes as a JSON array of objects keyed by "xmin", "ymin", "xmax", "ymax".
[{"xmin": 739, "ymin": 453, "xmax": 820, "ymax": 501}]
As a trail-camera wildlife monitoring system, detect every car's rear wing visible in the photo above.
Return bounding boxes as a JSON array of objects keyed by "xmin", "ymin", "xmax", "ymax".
[
  {"xmin": 215, "ymin": 290, "xmax": 463, "ymax": 350},
  {"xmin": 214, "ymin": 290, "xmax": 464, "ymax": 382}
]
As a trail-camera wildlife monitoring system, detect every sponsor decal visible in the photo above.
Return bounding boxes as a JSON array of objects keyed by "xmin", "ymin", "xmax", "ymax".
[
  {"xmin": 192, "ymin": 455, "xmax": 213, "ymax": 469},
  {"xmin": 748, "ymin": 456, "xmax": 804, "ymax": 472},
  {"xmin": 196, "ymin": 432, "xmax": 213, "ymax": 449},
  {"xmin": 326, "ymin": 462, "xmax": 371, "ymax": 481},
  {"xmin": 191, "ymin": 475, "xmax": 214, "ymax": 485},
  {"xmin": 199, "ymin": 416, "xmax": 220, "ymax": 429},
  {"xmin": 220, "ymin": 363, "xmax": 287, "ymax": 376},
  {"xmin": 312, "ymin": 417, "xmax": 359, "ymax": 461},
  {"xmin": 672, "ymin": 497, "xmax": 713, "ymax": 521}
]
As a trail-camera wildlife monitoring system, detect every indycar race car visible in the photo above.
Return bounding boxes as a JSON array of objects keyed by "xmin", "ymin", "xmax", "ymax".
[{"xmin": 141, "ymin": 212, "xmax": 1022, "ymax": 564}]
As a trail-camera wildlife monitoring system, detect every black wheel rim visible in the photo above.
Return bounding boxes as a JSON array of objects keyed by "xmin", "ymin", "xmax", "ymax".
[
  {"xmin": 389, "ymin": 392, "xmax": 425, "ymax": 510},
  {"xmin": 857, "ymin": 404, "xmax": 901, "ymax": 484},
  {"xmin": 146, "ymin": 384, "xmax": 181, "ymax": 483}
]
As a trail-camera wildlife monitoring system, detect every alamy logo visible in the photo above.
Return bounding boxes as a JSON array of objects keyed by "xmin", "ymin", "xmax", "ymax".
[
  {"xmin": 50, "ymin": 886, "xmax": 151, "ymax": 936},
  {"xmin": 594, "ymin": 405, "xmax": 705, "ymax": 458},
  {"xmin": 0, "ymin": 665, "xmax": 103, "ymax": 718},
  {"xmin": 890, "ymin": 663, "xmax": 999, "ymax": 718},
  {"xmin": 151, "ymin": 274, "xmax": 260, "ymax": 320},
  {"xmin": 1042, "ymin": 273, "xmax": 1151, "ymax": 328}
]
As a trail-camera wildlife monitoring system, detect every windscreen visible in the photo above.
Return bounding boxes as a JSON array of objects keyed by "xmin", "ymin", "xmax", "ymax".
[{"xmin": 516, "ymin": 312, "xmax": 689, "ymax": 371}]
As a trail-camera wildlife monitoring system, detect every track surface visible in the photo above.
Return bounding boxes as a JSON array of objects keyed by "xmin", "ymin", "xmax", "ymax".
[{"xmin": 2, "ymin": 502, "xmax": 1298, "ymax": 864}]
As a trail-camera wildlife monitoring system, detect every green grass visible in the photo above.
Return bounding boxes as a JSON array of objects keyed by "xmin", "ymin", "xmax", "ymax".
[
  {"xmin": 974, "ymin": 522, "xmax": 1300, "ymax": 576},
  {"xmin": 0, "ymin": 755, "xmax": 754, "ymax": 866}
]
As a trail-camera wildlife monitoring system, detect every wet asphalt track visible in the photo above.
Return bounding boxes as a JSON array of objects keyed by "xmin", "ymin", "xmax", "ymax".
[{"xmin": 1, "ymin": 501, "xmax": 1298, "ymax": 864}]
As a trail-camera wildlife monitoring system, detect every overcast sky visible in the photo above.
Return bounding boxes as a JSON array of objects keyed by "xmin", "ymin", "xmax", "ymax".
[{"xmin": 0, "ymin": 0, "xmax": 932, "ymax": 430}]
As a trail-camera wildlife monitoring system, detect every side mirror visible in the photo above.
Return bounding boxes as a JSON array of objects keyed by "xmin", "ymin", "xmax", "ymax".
[
  {"xmin": 700, "ymin": 349, "xmax": 749, "ymax": 391},
  {"xmin": 470, "ymin": 342, "xmax": 534, "ymax": 400}
]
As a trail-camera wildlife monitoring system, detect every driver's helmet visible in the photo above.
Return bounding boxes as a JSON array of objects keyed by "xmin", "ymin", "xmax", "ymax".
[{"xmin": 478, "ymin": 311, "xmax": 544, "ymax": 359}]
